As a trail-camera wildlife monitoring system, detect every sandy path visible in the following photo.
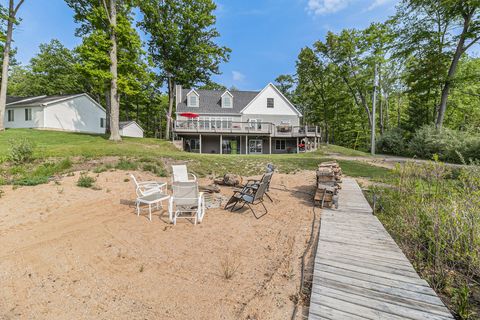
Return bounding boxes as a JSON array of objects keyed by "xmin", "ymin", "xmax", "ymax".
[{"xmin": 0, "ymin": 170, "xmax": 317, "ymax": 319}]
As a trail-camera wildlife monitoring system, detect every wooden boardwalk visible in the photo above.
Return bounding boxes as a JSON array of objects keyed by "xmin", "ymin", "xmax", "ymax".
[{"xmin": 309, "ymin": 178, "xmax": 454, "ymax": 320}]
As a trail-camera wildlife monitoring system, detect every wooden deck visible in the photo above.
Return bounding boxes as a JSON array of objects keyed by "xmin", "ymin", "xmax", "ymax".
[{"xmin": 309, "ymin": 178, "xmax": 454, "ymax": 320}]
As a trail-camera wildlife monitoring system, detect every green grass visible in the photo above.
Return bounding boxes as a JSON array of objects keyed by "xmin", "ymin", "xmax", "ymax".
[
  {"xmin": 0, "ymin": 129, "xmax": 391, "ymax": 182},
  {"xmin": 319, "ymin": 144, "xmax": 370, "ymax": 157}
]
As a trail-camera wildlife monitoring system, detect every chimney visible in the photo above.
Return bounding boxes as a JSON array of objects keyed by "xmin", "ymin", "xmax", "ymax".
[{"xmin": 175, "ymin": 84, "xmax": 182, "ymax": 107}]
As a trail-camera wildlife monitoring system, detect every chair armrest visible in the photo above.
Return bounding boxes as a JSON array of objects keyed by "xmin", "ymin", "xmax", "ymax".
[{"xmin": 189, "ymin": 173, "xmax": 197, "ymax": 181}]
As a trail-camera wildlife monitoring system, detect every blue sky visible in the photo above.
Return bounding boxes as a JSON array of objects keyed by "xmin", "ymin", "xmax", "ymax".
[{"xmin": 8, "ymin": 0, "xmax": 398, "ymax": 91}]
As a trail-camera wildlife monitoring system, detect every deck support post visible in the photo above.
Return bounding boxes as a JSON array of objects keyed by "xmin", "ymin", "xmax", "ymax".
[
  {"xmin": 220, "ymin": 135, "xmax": 223, "ymax": 155},
  {"xmin": 269, "ymin": 136, "xmax": 272, "ymax": 154},
  {"xmin": 245, "ymin": 135, "xmax": 248, "ymax": 154},
  {"xmin": 199, "ymin": 134, "xmax": 202, "ymax": 154},
  {"xmin": 297, "ymin": 137, "xmax": 299, "ymax": 154}
]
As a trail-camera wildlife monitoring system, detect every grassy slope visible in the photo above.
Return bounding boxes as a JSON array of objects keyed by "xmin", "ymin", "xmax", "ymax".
[{"xmin": 0, "ymin": 129, "xmax": 391, "ymax": 182}]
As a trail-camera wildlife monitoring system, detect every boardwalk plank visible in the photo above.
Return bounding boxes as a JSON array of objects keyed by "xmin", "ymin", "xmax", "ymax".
[{"xmin": 308, "ymin": 178, "xmax": 453, "ymax": 320}]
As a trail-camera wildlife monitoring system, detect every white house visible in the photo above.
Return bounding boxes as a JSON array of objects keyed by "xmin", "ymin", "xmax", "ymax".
[
  {"xmin": 119, "ymin": 121, "xmax": 144, "ymax": 138},
  {"xmin": 4, "ymin": 93, "xmax": 107, "ymax": 134},
  {"xmin": 173, "ymin": 83, "xmax": 321, "ymax": 154}
]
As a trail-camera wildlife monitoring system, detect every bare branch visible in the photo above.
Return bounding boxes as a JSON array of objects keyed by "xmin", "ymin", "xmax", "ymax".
[
  {"xmin": 101, "ymin": 0, "xmax": 112, "ymax": 24},
  {"xmin": 13, "ymin": 0, "xmax": 25, "ymax": 16}
]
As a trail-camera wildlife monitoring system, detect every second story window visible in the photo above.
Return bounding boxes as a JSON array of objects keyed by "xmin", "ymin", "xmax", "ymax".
[
  {"xmin": 188, "ymin": 95, "xmax": 198, "ymax": 107},
  {"xmin": 222, "ymin": 96, "xmax": 232, "ymax": 108},
  {"xmin": 7, "ymin": 109, "xmax": 14, "ymax": 122},
  {"xmin": 267, "ymin": 98, "xmax": 274, "ymax": 108}
]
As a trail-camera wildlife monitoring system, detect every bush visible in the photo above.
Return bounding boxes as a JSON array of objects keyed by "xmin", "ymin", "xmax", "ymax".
[
  {"xmin": 142, "ymin": 163, "xmax": 167, "ymax": 177},
  {"xmin": 77, "ymin": 174, "xmax": 96, "ymax": 188},
  {"xmin": 115, "ymin": 158, "xmax": 138, "ymax": 170},
  {"xmin": 408, "ymin": 125, "xmax": 467, "ymax": 162},
  {"xmin": 8, "ymin": 138, "xmax": 34, "ymax": 164},
  {"xmin": 376, "ymin": 128, "xmax": 407, "ymax": 155},
  {"xmin": 373, "ymin": 161, "xmax": 480, "ymax": 317}
]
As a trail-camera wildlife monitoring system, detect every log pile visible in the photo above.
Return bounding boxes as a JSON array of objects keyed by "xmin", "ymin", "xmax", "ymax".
[{"xmin": 314, "ymin": 161, "xmax": 342, "ymax": 208}]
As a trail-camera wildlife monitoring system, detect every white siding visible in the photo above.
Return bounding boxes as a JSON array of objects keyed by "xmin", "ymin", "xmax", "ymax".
[
  {"xmin": 4, "ymin": 106, "xmax": 44, "ymax": 129},
  {"xmin": 242, "ymin": 84, "xmax": 299, "ymax": 116},
  {"xmin": 43, "ymin": 95, "xmax": 106, "ymax": 134},
  {"xmin": 120, "ymin": 123, "xmax": 144, "ymax": 138}
]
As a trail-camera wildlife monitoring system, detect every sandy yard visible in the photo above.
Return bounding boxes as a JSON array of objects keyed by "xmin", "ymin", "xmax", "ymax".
[{"xmin": 0, "ymin": 169, "xmax": 318, "ymax": 319}]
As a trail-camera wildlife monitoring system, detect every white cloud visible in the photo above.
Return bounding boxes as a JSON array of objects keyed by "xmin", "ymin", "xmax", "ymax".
[
  {"xmin": 232, "ymin": 71, "xmax": 246, "ymax": 82},
  {"xmin": 368, "ymin": 0, "xmax": 393, "ymax": 11},
  {"xmin": 306, "ymin": 0, "xmax": 350, "ymax": 15}
]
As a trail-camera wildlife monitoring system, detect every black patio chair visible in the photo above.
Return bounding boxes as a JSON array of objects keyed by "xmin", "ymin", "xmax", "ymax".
[
  {"xmin": 224, "ymin": 171, "xmax": 273, "ymax": 219},
  {"xmin": 241, "ymin": 164, "xmax": 274, "ymax": 202}
]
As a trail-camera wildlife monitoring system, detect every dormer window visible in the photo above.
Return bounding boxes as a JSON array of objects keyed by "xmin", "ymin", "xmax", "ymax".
[
  {"xmin": 187, "ymin": 90, "xmax": 199, "ymax": 108},
  {"xmin": 221, "ymin": 91, "xmax": 233, "ymax": 108},
  {"xmin": 267, "ymin": 98, "xmax": 274, "ymax": 108}
]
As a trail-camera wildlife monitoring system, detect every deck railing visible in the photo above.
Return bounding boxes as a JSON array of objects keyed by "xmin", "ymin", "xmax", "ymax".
[{"xmin": 174, "ymin": 120, "xmax": 319, "ymax": 137}]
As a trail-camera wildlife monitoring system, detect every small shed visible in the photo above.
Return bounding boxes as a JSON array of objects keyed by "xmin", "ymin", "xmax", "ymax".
[{"xmin": 119, "ymin": 121, "xmax": 144, "ymax": 138}]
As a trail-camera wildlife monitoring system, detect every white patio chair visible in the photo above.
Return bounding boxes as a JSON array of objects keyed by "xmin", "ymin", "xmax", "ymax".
[
  {"xmin": 171, "ymin": 165, "xmax": 197, "ymax": 183},
  {"xmin": 130, "ymin": 174, "xmax": 166, "ymax": 196},
  {"xmin": 168, "ymin": 181, "xmax": 205, "ymax": 225}
]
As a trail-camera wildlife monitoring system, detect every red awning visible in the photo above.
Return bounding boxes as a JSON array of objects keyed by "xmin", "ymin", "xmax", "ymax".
[{"xmin": 179, "ymin": 112, "xmax": 199, "ymax": 118}]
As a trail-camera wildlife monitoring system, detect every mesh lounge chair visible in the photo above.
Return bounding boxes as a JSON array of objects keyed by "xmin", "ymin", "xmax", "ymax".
[
  {"xmin": 239, "ymin": 167, "xmax": 274, "ymax": 202},
  {"xmin": 168, "ymin": 181, "xmax": 205, "ymax": 225},
  {"xmin": 224, "ymin": 171, "xmax": 273, "ymax": 219},
  {"xmin": 171, "ymin": 165, "xmax": 197, "ymax": 183}
]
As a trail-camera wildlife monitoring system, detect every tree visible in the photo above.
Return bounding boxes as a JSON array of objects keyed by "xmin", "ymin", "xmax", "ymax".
[
  {"xmin": 274, "ymin": 74, "xmax": 296, "ymax": 101},
  {"xmin": 0, "ymin": 0, "xmax": 25, "ymax": 131},
  {"xmin": 138, "ymin": 0, "xmax": 231, "ymax": 139},
  {"xmin": 398, "ymin": 0, "xmax": 480, "ymax": 128},
  {"xmin": 197, "ymin": 81, "xmax": 226, "ymax": 91},
  {"xmin": 66, "ymin": 0, "xmax": 130, "ymax": 141},
  {"xmin": 8, "ymin": 39, "xmax": 83, "ymax": 96}
]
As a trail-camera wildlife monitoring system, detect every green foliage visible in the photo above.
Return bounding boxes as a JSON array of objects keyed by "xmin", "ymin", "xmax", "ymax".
[
  {"xmin": 8, "ymin": 138, "xmax": 34, "ymax": 164},
  {"xmin": 408, "ymin": 125, "xmax": 480, "ymax": 162},
  {"xmin": 373, "ymin": 160, "xmax": 480, "ymax": 318},
  {"xmin": 376, "ymin": 128, "xmax": 407, "ymax": 155},
  {"xmin": 11, "ymin": 158, "xmax": 73, "ymax": 186},
  {"xmin": 115, "ymin": 158, "xmax": 138, "ymax": 170},
  {"xmin": 142, "ymin": 162, "xmax": 167, "ymax": 177},
  {"xmin": 77, "ymin": 173, "xmax": 96, "ymax": 188}
]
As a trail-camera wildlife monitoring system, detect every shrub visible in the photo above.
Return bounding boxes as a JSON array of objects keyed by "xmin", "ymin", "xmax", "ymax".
[
  {"xmin": 142, "ymin": 163, "xmax": 167, "ymax": 177},
  {"xmin": 77, "ymin": 174, "xmax": 96, "ymax": 188},
  {"xmin": 8, "ymin": 138, "xmax": 34, "ymax": 164},
  {"xmin": 115, "ymin": 158, "xmax": 138, "ymax": 170},
  {"xmin": 376, "ymin": 128, "xmax": 407, "ymax": 155},
  {"xmin": 373, "ymin": 160, "xmax": 480, "ymax": 317},
  {"xmin": 408, "ymin": 125, "xmax": 467, "ymax": 162}
]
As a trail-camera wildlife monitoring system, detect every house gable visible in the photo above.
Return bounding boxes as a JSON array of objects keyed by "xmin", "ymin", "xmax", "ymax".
[{"xmin": 240, "ymin": 83, "xmax": 302, "ymax": 116}]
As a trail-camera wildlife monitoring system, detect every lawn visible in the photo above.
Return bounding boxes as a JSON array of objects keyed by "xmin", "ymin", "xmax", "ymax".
[{"xmin": 0, "ymin": 129, "xmax": 392, "ymax": 184}]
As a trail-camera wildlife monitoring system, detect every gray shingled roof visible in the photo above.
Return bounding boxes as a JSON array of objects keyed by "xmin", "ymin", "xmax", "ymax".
[
  {"xmin": 176, "ymin": 89, "xmax": 259, "ymax": 115},
  {"xmin": 6, "ymin": 94, "xmax": 82, "ymax": 108}
]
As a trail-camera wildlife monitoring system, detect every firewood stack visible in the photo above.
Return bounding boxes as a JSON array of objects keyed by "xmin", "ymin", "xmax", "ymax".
[{"xmin": 314, "ymin": 161, "xmax": 342, "ymax": 208}]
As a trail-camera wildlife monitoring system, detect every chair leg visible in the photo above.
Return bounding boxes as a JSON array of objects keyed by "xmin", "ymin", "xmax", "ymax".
[
  {"xmin": 265, "ymin": 192, "xmax": 273, "ymax": 202},
  {"xmin": 248, "ymin": 201, "xmax": 268, "ymax": 219},
  {"xmin": 136, "ymin": 201, "xmax": 140, "ymax": 216},
  {"xmin": 149, "ymin": 204, "xmax": 152, "ymax": 221},
  {"xmin": 224, "ymin": 196, "xmax": 238, "ymax": 210}
]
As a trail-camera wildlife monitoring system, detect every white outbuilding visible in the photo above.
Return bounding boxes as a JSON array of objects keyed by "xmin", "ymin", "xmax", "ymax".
[
  {"xmin": 4, "ymin": 93, "xmax": 107, "ymax": 134},
  {"xmin": 119, "ymin": 121, "xmax": 144, "ymax": 138}
]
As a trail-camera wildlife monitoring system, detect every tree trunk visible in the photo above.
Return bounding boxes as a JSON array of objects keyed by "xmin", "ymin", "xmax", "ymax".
[
  {"xmin": 108, "ymin": 0, "xmax": 121, "ymax": 141},
  {"xmin": 165, "ymin": 77, "xmax": 174, "ymax": 140},
  {"xmin": 436, "ymin": 14, "xmax": 470, "ymax": 128},
  {"xmin": 0, "ymin": 1, "xmax": 17, "ymax": 131}
]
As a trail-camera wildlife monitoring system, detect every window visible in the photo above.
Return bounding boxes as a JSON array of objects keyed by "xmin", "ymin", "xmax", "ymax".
[
  {"xmin": 222, "ymin": 96, "xmax": 232, "ymax": 108},
  {"xmin": 7, "ymin": 109, "xmax": 14, "ymax": 122},
  {"xmin": 267, "ymin": 98, "xmax": 274, "ymax": 108},
  {"xmin": 188, "ymin": 94, "xmax": 198, "ymax": 107},
  {"xmin": 25, "ymin": 108, "xmax": 32, "ymax": 121},
  {"xmin": 100, "ymin": 118, "xmax": 106, "ymax": 128},
  {"xmin": 275, "ymin": 139, "xmax": 286, "ymax": 150}
]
